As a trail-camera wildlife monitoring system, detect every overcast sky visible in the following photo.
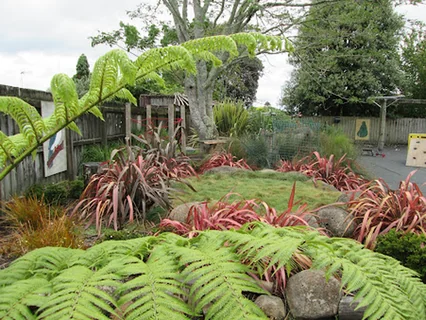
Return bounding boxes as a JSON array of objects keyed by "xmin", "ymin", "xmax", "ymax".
[{"xmin": 0, "ymin": 1, "xmax": 425, "ymax": 107}]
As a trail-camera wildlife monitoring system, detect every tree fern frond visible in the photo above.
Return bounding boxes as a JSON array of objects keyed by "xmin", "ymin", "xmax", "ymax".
[
  {"xmin": 111, "ymin": 88, "xmax": 137, "ymax": 105},
  {"xmin": 66, "ymin": 121, "xmax": 82, "ymax": 135},
  {"xmin": 170, "ymin": 234, "xmax": 266, "ymax": 319},
  {"xmin": 50, "ymin": 73, "xmax": 80, "ymax": 124},
  {"xmin": 182, "ymin": 35, "xmax": 239, "ymax": 58},
  {"xmin": 117, "ymin": 244, "xmax": 192, "ymax": 320},
  {"xmin": 0, "ymin": 97, "xmax": 45, "ymax": 145},
  {"xmin": 136, "ymin": 46, "xmax": 197, "ymax": 78},
  {"xmin": 0, "ymin": 131, "xmax": 16, "ymax": 164},
  {"xmin": 0, "ymin": 278, "xmax": 51, "ymax": 320},
  {"xmin": 191, "ymin": 51, "xmax": 223, "ymax": 66},
  {"xmin": 87, "ymin": 106, "xmax": 104, "ymax": 120},
  {"xmin": 38, "ymin": 265, "xmax": 119, "ymax": 320}
]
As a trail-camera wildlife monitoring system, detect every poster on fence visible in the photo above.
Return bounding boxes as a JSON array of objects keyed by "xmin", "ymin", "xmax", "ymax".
[
  {"xmin": 355, "ymin": 119, "xmax": 371, "ymax": 141},
  {"xmin": 41, "ymin": 101, "xmax": 67, "ymax": 177}
]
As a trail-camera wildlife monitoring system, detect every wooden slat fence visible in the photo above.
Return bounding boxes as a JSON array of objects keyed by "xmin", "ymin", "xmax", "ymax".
[{"xmin": 303, "ymin": 116, "xmax": 426, "ymax": 145}]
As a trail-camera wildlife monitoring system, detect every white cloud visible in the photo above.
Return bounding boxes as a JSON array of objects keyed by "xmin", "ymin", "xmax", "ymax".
[{"xmin": 0, "ymin": 0, "xmax": 425, "ymax": 103}]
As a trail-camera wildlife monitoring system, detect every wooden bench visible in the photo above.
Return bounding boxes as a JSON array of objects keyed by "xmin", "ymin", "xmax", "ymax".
[{"xmin": 199, "ymin": 139, "xmax": 228, "ymax": 154}]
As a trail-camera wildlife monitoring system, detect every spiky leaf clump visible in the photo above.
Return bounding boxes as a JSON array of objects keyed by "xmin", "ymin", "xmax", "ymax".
[{"xmin": 1, "ymin": 223, "xmax": 425, "ymax": 320}]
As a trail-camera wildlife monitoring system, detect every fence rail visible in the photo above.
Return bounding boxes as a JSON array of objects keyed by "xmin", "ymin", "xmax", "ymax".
[{"xmin": 303, "ymin": 116, "xmax": 426, "ymax": 145}]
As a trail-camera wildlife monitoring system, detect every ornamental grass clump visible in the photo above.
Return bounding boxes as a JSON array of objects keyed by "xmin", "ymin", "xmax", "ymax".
[
  {"xmin": 348, "ymin": 170, "xmax": 426, "ymax": 249},
  {"xmin": 276, "ymin": 151, "xmax": 367, "ymax": 191}
]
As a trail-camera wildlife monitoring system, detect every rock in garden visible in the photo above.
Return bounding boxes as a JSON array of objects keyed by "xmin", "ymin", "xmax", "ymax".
[
  {"xmin": 316, "ymin": 206, "xmax": 355, "ymax": 237},
  {"xmin": 168, "ymin": 202, "xmax": 203, "ymax": 223},
  {"xmin": 337, "ymin": 193, "xmax": 350, "ymax": 203},
  {"xmin": 204, "ymin": 165, "xmax": 248, "ymax": 174},
  {"xmin": 286, "ymin": 270, "xmax": 341, "ymax": 320},
  {"xmin": 304, "ymin": 214, "xmax": 319, "ymax": 229},
  {"xmin": 337, "ymin": 191, "xmax": 363, "ymax": 203},
  {"xmin": 312, "ymin": 179, "xmax": 339, "ymax": 193},
  {"xmin": 338, "ymin": 296, "xmax": 367, "ymax": 320},
  {"xmin": 254, "ymin": 295, "xmax": 286, "ymax": 320}
]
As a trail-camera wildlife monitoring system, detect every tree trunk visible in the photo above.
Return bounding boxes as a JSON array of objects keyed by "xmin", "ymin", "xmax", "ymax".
[{"xmin": 185, "ymin": 61, "xmax": 217, "ymax": 140}]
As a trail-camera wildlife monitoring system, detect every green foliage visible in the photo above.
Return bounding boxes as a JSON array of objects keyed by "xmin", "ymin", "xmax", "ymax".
[
  {"xmin": 213, "ymin": 99, "xmax": 249, "ymax": 137},
  {"xmin": 282, "ymin": 0, "xmax": 404, "ymax": 116},
  {"xmin": 0, "ymin": 33, "xmax": 280, "ymax": 181},
  {"xmin": 214, "ymin": 57, "xmax": 264, "ymax": 105},
  {"xmin": 81, "ymin": 141, "xmax": 123, "ymax": 163},
  {"xmin": 25, "ymin": 179, "xmax": 84, "ymax": 206},
  {"xmin": 239, "ymin": 134, "xmax": 271, "ymax": 168},
  {"xmin": 375, "ymin": 230, "xmax": 426, "ymax": 283},
  {"xmin": 1, "ymin": 224, "xmax": 425, "ymax": 319},
  {"xmin": 319, "ymin": 126, "xmax": 358, "ymax": 160}
]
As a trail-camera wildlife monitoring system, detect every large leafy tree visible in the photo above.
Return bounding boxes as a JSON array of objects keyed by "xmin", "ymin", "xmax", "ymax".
[{"xmin": 281, "ymin": 0, "xmax": 405, "ymax": 116}]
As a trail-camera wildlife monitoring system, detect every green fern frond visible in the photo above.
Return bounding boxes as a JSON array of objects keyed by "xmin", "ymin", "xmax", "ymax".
[
  {"xmin": 117, "ymin": 245, "xmax": 192, "ymax": 320},
  {"xmin": 50, "ymin": 73, "xmax": 80, "ymax": 124},
  {"xmin": 0, "ymin": 131, "xmax": 16, "ymax": 164},
  {"xmin": 0, "ymin": 278, "xmax": 51, "ymax": 320},
  {"xmin": 170, "ymin": 234, "xmax": 266, "ymax": 319},
  {"xmin": 307, "ymin": 237, "xmax": 425, "ymax": 320},
  {"xmin": 182, "ymin": 35, "xmax": 239, "ymax": 58},
  {"xmin": 0, "ymin": 97, "xmax": 45, "ymax": 144},
  {"xmin": 136, "ymin": 46, "xmax": 197, "ymax": 78},
  {"xmin": 112, "ymin": 88, "xmax": 137, "ymax": 105},
  {"xmin": 37, "ymin": 265, "xmax": 119, "ymax": 320}
]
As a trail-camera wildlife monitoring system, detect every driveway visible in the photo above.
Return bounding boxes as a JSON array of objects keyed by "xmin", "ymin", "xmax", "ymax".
[{"xmin": 357, "ymin": 146, "xmax": 426, "ymax": 194}]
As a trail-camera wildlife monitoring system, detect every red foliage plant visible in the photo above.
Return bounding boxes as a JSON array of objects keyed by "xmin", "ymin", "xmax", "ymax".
[
  {"xmin": 73, "ymin": 145, "xmax": 195, "ymax": 233},
  {"xmin": 160, "ymin": 182, "xmax": 313, "ymax": 236},
  {"xmin": 198, "ymin": 152, "xmax": 252, "ymax": 174},
  {"xmin": 348, "ymin": 171, "xmax": 426, "ymax": 249},
  {"xmin": 276, "ymin": 151, "xmax": 368, "ymax": 191}
]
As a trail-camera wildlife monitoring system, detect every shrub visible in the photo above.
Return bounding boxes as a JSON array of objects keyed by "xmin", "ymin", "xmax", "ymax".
[
  {"xmin": 349, "ymin": 171, "xmax": 426, "ymax": 249},
  {"xmin": 276, "ymin": 151, "xmax": 367, "ymax": 191},
  {"xmin": 73, "ymin": 145, "xmax": 194, "ymax": 233},
  {"xmin": 375, "ymin": 230, "xmax": 426, "ymax": 283},
  {"xmin": 319, "ymin": 126, "xmax": 358, "ymax": 160},
  {"xmin": 25, "ymin": 179, "xmax": 85, "ymax": 206},
  {"xmin": 213, "ymin": 99, "xmax": 249, "ymax": 137},
  {"xmin": 240, "ymin": 133, "xmax": 271, "ymax": 168},
  {"xmin": 0, "ymin": 224, "xmax": 425, "ymax": 320},
  {"xmin": 81, "ymin": 141, "xmax": 122, "ymax": 163},
  {"xmin": 198, "ymin": 152, "xmax": 252, "ymax": 173}
]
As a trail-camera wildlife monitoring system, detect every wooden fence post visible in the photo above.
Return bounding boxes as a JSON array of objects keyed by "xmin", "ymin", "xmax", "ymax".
[
  {"xmin": 101, "ymin": 107, "xmax": 108, "ymax": 146},
  {"xmin": 66, "ymin": 129, "xmax": 75, "ymax": 180},
  {"xmin": 181, "ymin": 105, "xmax": 186, "ymax": 153},
  {"xmin": 378, "ymin": 100, "xmax": 387, "ymax": 152},
  {"xmin": 168, "ymin": 103, "xmax": 175, "ymax": 141},
  {"xmin": 125, "ymin": 103, "xmax": 131, "ymax": 145}
]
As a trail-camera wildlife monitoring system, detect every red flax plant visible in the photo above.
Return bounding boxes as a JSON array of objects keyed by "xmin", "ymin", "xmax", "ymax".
[
  {"xmin": 73, "ymin": 145, "xmax": 195, "ymax": 233},
  {"xmin": 198, "ymin": 152, "xmax": 252, "ymax": 174},
  {"xmin": 160, "ymin": 183, "xmax": 315, "ymax": 295},
  {"xmin": 348, "ymin": 171, "xmax": 426, "ymax": 249},
  {"xmin": 276, "ymin": 151, "xmax": 368, "ymax": 191}
]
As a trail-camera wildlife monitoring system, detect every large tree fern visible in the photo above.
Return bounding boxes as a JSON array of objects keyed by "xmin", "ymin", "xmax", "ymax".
[
  {"xmin": 0, "ymin": 223, "xmax": 425, "ymax": 320},
  {"xmin": 0, "ymin": 33, "xmax": 285, "ymax": 181}
]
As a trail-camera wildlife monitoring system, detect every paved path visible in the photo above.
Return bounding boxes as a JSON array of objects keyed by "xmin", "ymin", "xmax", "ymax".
[{"xmin": 358, "ymin": 146, "xmax": 426, "ymax": 193}]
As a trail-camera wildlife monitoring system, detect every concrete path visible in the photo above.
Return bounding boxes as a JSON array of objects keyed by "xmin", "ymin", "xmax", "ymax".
[{"xmin": 357, "ymin": 146, "xmax": 426, "ymax": 194}]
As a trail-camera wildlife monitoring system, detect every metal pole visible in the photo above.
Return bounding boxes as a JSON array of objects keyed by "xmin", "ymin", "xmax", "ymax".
[{"xmin": 378, "ymin": 99, "xmax": 387, "ymax": 152}]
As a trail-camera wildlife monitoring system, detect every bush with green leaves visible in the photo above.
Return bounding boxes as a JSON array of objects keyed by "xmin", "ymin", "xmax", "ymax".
[
  {"xmin": 0, "ymin": 223, "xmax": 425, "ymax": 319},
  {"xmin": 319, "ymin": 126, "xmax": 358, "ymax": 160},
  {"xmin": 25, "ymin": 179, "xmax": 84, "ymax": 206},
  {"xmin": 213, "ymin": 99, "xmax": 249, "ymax": 137},
  {"xmin": 375, "ymin": 230, "xmax": 426, "ymax": 283},
  {"xmin": 81, "ymin": 141, "xmax": 123, "ymax": 164}
]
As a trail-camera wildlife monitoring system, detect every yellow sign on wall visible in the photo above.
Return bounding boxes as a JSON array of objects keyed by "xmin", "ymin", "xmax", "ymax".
[{"xmin": 355, "ymin": 119, "xmax": 370, "ymax": 141}]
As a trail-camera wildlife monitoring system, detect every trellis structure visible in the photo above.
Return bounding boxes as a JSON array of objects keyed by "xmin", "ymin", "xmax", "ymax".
[{"xmin": 139, "ymin": 94, "xmax": 189, "ymax": 151}]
